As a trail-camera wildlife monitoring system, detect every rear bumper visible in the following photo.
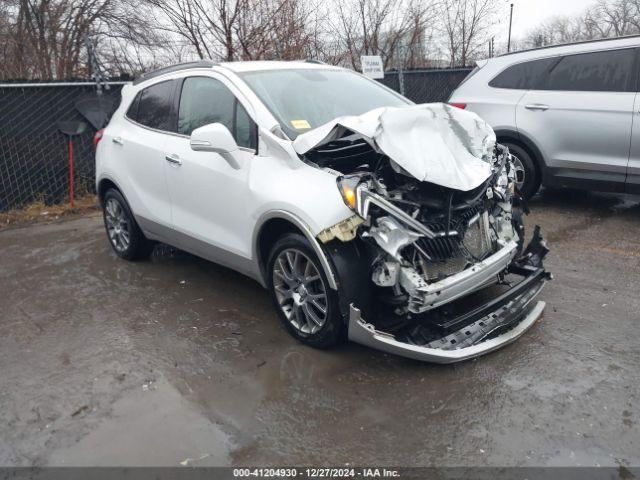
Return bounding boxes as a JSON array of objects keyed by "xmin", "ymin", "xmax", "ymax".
[{"xmin": 348, "ymin": 227, "xmax": 551, "ymax": 364}]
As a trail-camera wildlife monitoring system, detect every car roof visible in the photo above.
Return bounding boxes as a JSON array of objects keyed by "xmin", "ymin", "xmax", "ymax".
[
  {"xmin": 498, "ymin": 34, "xmax": 640, "ymax": 60},
  {"xmin": 132, "ymin": 60, "xmax": 342, "ymax": 85},
  {"xmin": 483, "ymin": 34, "xmax": 640, "ymax": 69},
  {"xmin": 218, "ymin": 60, "xmax": 342, "ymax": 73}
]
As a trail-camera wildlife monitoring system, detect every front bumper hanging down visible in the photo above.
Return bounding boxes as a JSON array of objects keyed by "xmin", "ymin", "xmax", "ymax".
[{"xmin": 348, "ymin": 226, "xmax": 552, "ymax": 364}]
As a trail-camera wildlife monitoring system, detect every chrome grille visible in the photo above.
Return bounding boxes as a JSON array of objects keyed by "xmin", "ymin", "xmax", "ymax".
[
  {"xmin": 462, "ymin": 211, "xmax": 492, "ymax": 260},
  {"xmin": 415, "ymin": 208, "xmax": 495, "ymax": 280}
]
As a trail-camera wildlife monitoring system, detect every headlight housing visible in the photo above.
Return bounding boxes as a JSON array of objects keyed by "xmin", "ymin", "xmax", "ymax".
[{"xmin": 337, "ymin": 175, "xmax": 362, "ymax": 211}]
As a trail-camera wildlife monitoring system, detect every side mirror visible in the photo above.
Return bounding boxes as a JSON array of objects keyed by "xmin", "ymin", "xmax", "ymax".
[{"xmin": 190, "ymin": 123, "xmax": 238, "ymax": 154}]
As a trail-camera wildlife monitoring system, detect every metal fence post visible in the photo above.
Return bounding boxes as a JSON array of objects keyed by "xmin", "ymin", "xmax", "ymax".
[{"xmin": 396, "ymin": 44, "xmax": 405, "ymax": 97}]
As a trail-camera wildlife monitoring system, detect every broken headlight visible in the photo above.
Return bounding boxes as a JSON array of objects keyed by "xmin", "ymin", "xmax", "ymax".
[{"xmin": 337, "ymin": 175, "xmax": 362, "ymax": 211}]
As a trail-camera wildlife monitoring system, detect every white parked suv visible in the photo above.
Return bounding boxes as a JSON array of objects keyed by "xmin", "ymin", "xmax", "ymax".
[
  {"xmin": 449, "ymin": 35, "xmax": 640, "ymax": 199},
  {"xmin": 95, "ymin": 60, "xmax": 551, "ymax": 363}
]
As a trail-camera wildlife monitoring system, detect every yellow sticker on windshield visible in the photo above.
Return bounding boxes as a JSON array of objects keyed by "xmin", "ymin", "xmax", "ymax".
[{"xmin": 291, "ymin": 119, "xmax": 311, "ymax": 130}]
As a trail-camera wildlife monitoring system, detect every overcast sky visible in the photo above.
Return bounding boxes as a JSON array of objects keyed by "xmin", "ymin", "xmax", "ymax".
[{"xmin": 492, "ymin": 0, "xmax": 593, "ymax": 42}]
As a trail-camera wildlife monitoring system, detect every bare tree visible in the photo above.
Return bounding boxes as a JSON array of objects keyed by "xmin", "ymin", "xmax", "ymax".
[
  {"xmin": 329, "ymin": 0, "xmax": 438, "ymax": 70},
  {"xmin": 15, "ymin": 0, "xmax": 640, "ymax": 81},
  {"xmin": 142, "ymin": 0, "xmax": 214, "ymax": 60},
  {"xmin": 441, "ymin": 0, "xmax": 498, "ymax": 67},
  {"xmin": 234, "ymin": 0, "xmax": 320, "ymax": 60},
  {"xmin": 0, "ymin": 0, "xmax": 164, "ymax": 80},
  {"xmin": 590, "ymin": 0, "xmax": 637, "ymax": 36},
  {"xmin": 522, "ymin": 0, "xmax": 640, "ymax": 50},
  {"xmin": 143, "ymin": 0, "xmax": 320, "ymax": 62}
]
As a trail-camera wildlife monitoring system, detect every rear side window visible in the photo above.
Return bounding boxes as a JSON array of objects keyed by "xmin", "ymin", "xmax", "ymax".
[
  {"xmin": 489, "ymin": 58, "xmax": 556, "ymax": 89},
  {"xmin": 178, "ymin": 76, "xmax": 256, "ymax": 149},
  {"xmin": 126, "ymin": 93, "xmax": 141, "ymax": 120},
  {"xmin": 133, "ymin": 80, "xmax": 175, "ymax": 131},
  {"xmin": 542, "ymin": 48, "xmax": 635, "ymax": 92}
]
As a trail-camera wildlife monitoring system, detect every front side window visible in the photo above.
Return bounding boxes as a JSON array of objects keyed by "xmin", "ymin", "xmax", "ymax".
[
  {"xmin": 133, "ymin": 80, "xmax": 175, "ymax": 131},
  {"xmin": 178, "ymin": 76, "xmax": 255, "ymax": 149},
  {"xmin": 489, "ymin": 58, "xmax": 556, "ymax": 90},
  {"xmin": 542, "ymin": 48, "xmax": 635, "ymax": 92}
]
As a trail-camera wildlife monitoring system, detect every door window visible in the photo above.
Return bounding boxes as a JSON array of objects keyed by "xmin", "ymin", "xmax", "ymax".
[
  {"xmin": 178, "ymin": 76, "xmax": 256, "ymax": 149},
  {"xmin": 542, "ymin": 48, "xmax": 635, "ymax": 92},
  {"xmin": 132, "ymin": 80, "xmax": 176, "ymax": 131},
  {"xmin": 234, "ymin": 101, "xmax": 254, "ymax": 149},
  {"xmin": 126, "ymin": 92, "xmax": 141, "ymax": 120},
  {"xmin": 489, "ymin": 58, "xmax": 556, "ymax": 89}
]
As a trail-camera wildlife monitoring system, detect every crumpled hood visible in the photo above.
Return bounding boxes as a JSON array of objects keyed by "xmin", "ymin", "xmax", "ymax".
[{"xmin": 293, "ymin": 103, "xmax": 496, "ymax": 192}]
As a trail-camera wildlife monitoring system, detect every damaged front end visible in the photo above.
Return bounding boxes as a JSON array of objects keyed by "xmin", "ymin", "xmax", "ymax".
[{"xmin": 298, "ymin": 104, "xmax": 551, "ymax": 363}]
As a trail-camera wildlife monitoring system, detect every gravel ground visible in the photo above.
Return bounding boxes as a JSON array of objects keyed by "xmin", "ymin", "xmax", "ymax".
[{"xmin": 0, "ymin": 188, "xmax": 638, "ymax": 468}]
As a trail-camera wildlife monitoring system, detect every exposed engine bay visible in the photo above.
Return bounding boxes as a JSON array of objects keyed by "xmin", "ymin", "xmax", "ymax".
[
  {"xmin": 294, "ymin": 104, "xmax": 551, "ymax": 362},
  {"xmin": 314, "ymin": 139, "xmax": 522, "ymax": 311}
]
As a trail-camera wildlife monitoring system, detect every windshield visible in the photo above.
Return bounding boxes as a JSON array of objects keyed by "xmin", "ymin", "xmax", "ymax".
[{"xmin": 240, "ymin": 68, "xmax": 411, "ymax": 139}]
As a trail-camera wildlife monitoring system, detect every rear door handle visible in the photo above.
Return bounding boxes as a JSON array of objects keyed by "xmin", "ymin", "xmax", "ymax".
[
  {"xmin": 165, "ymin": 154, "xmax": 182, "ymax": 166},
  {"xmin": 525, "ymin": 103, "xmax": 549, "ymax": 111},
  {"xmin": 112, "ymin": 136, "xmax": 124, "ymax": 145}
]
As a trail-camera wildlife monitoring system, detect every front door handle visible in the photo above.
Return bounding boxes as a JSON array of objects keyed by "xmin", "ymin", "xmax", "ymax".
[
  {"xmin": 112, "ymin": 136, "xmax": 124, "ymax": 145},
  {"xmin": 165, "ymin": 154, "xmax": 182, "ymax": 166},
  {"xmin": 525, "ymin": 103, "xmax": 549, "ymax": 111}
]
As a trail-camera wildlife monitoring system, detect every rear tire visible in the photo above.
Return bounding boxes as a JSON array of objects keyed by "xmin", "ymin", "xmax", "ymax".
[
  {"xmin": 267, "ymin": 233, "xmax": 345, "ymax": 349},
  {"xmin": 102, "ymin": 189, "xmax": 154, "ymax": 261},
  {"xmin": 504, "ymin": 143, "xmax": 540, "ymax": 200}
]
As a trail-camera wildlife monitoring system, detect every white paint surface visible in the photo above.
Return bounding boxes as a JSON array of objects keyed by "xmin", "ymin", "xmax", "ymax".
[{"xmin": 294, "ymin": 103, "xmax": 496, "ymax": 192}]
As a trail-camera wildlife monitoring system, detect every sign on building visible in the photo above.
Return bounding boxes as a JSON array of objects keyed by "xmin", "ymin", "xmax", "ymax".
[{"xmin": 360, "ymin": 55, "xmax": 384, "ymax": 79}]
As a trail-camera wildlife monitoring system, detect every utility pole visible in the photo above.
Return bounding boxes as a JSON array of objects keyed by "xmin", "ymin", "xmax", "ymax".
[
  {"xmin": 85, "ymin": 33, "xmax": 109, "ymax": 94},
  {"xmin": 396, "ymin": 43, "xmax": 405, "ymax": 96},
  {"xmin": 507, "ymin": 3, "xmax": 514, "ymax": 53}
]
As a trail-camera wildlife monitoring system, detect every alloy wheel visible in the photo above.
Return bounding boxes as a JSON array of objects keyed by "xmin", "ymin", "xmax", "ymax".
[
  {"xmin": 272, "ymin": 248, "xmax": 328, "ymax": 334},
  {"xmin": 511, "ymin": 154, "xmax": 526, "ymax": 192},
  {"xmin": 105, "ymin": 198, "xmax": 131, "ymax": 253}
]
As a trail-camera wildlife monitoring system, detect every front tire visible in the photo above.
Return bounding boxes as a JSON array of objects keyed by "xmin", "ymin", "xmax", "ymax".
[
  {"xmin": 102, "ymin": 189, "xmax": 153, "ymax": 260},
  {"xmin": 504, "ymin": 143, "xmax": 541, "ymax": 200},
  {"xmin": 267, "ymin": 233, "xmax": 345, "ymax": 348}
]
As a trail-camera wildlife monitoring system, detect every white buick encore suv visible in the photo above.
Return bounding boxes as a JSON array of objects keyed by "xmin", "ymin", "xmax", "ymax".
[
  {"xmin": 95, "ymin": 60, "xmax": 551, "ymax": 363},
  {"xmin": 449, "ymin": 35, "xmax": 640, "ymax": 199}
]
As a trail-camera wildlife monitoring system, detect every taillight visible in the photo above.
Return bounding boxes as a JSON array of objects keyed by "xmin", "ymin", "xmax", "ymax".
[
  {"xmin": 94, "ymin": 129, "xmax": 104, "ymax": 149},
  {"xmin": 449, "ymin": 103, "xmax": 467, "ymax": 110}
]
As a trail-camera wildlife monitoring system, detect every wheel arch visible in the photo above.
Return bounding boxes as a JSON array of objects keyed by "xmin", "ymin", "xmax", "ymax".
[
  {"xmin": 253, "ymin": 211, "xmax": 338, "ymax": 290},
  {"xmin": 495, "ymin": 128, "xmax": 547, "ymax": 181},
  {"xmin": 97, "ymin": 177, "xmax": 123, "ymax": 206}
]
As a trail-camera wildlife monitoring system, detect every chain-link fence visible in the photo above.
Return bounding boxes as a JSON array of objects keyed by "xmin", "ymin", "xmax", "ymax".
[
  {"xmin": 0, "ymin": 82, "xmax": 124, "ymax": 212},
  {"xmin": 0, "ymin": 68, "xmax": 471, "ymax": 213},
  {"xmin": 378, "ymin": 68, "xmax": 473, "ymax": 103}
]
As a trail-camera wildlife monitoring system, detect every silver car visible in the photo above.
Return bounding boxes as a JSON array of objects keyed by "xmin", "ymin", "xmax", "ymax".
[{"xmin": 449, "ymin": 35, "xmax": 640, "ymax": 199}]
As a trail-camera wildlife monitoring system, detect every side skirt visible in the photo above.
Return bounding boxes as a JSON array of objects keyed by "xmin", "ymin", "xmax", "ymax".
[{"xmin": 136, "ymin": 215, "xmax": 264, "ymax": 286}]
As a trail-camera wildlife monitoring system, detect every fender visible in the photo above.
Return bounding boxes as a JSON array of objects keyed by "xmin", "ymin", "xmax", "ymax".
[
  {"xmin": 252, "ymin": 210, "xmax": 339, "ymax": 291},
  {"xmin": 96, "ymin": 174, "xmax": 124, "ymax": 204}
]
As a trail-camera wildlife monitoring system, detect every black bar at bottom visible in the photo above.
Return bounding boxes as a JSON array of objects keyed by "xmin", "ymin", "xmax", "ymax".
[{"xmin": 439, "ymin": 266, "xmax": 548, "ymax": 331}]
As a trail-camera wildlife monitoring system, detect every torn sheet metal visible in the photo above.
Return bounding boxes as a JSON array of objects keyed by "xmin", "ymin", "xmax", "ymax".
[
  {"xmin": 293, "ymin": 103, "xmax": 496, "ymax": 192},
  {"xmin": 362, "ymin": 216, "xmax": 422, "ymax": 260}
]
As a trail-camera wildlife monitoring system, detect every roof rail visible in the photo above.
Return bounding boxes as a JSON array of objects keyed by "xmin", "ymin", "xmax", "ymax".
[
  {"xmin": 304, "ymin": 59, "xmax": 325, "ymax": 64},
  {"xmin": 498, "ymin": 34, "xmax": 640, "ymax": 58},
  {"xmin": 132, "ymin": 60, "xmax": 218, "ymax": 86}
]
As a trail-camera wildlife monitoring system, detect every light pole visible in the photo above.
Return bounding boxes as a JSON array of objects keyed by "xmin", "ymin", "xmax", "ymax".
[{"xmin": 507, "ymin": 2, "xmax": 514, "ymax": 53}]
